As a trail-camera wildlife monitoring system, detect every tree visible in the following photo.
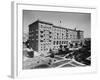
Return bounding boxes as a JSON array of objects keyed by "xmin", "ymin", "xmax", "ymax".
[
  {"xmin": 49, "ymin": 49, "xmax": 54, "ymax": 58},
  {"xmin": 84, "ymin": 39, "xmax": 91, "ymax": 50},
  {"xmin": 25, "ymin": 39, "xmax": 30, "ymax": 48}
]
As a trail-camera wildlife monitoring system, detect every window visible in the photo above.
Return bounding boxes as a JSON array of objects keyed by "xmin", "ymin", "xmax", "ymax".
[
  {"xmin": 32, "ymin": 39, "xmax": 34, "ymax": 41},
  {"xmin": 41, "ymin": 24, "xmax": 43, "ymax": 27},
  {"xmin": 49, "ymin": 36, "xmax": 52, "ymax": 38},
  {"xmin": 36, "ymin": 29, "xmax": 38, "ymax": 31},
  {"xmin": 62, "ymin": 41, "xmax": 64, "ymax": 44},
  {"xmin": 70, "ymin": 35, "xmax": 72, "ymax": 38},
  {"xmin": 40, "ymin": 35, "xmax": 43, "ymax": 38},
  {"xmin": 57, "ymin": 41, "xmax": 58, "ymax": 45},
  {"xmin": 53, "ymin": 41, "xmax": 55, "ymax": 45},
  {"xmin": 60, "ymin": 41, "xmax": 61, "ymax": 44},
  {"xmin": 49, "ymin": 40, "xmax": 51, "ymax": 42},
  {"xmin": 40, "ymin": 40, "xmax": 43, "ymax": 42},
  {"xmin": 49, "ymin": 32, "xmax": 52, "ymax": 34},
  {"xmin": 36, "ymin": 38, "xmax": 38, "ymax": 40},
  {"xmin": 40, "ymin": 31, "xmax": 43, "ymax": 33}
]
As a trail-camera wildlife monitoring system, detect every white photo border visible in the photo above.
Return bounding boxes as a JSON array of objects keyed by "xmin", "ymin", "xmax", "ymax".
[{"xmin": 11, "ymin": 2, "xmax": 97, "ymax": 78}]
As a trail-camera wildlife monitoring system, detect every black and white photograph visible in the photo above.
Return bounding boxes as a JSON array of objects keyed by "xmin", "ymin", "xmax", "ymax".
[{"xmin": 23, "ymin": 10, "xmax": 91, "ymax": 69}]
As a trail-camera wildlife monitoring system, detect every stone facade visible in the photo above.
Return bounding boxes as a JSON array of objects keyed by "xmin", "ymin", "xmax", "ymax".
[{"xmin": 29, "ymin": 20, "xmax": 84, "ymax": 55}]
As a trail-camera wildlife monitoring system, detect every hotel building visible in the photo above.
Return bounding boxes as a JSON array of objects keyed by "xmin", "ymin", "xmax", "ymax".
[{"xmin": 29, "ymin": 20, "xmax": 84, "ymax": 55}]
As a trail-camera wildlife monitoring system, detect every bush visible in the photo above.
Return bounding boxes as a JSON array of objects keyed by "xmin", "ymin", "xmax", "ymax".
[{"xmin": 74, "ymin": 48, "xmax": 91, "ymax": 65}]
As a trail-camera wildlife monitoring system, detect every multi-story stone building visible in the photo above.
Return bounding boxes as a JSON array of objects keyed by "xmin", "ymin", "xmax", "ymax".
[{"xmin": 29, "ymin": 20, "xmax": 84, "ymax": 55}]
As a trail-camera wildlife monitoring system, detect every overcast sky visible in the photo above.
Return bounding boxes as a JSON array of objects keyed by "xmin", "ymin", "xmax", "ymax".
[{"xmin": 23, "ymin": 10, "xmax": 91, "ymax": 38}]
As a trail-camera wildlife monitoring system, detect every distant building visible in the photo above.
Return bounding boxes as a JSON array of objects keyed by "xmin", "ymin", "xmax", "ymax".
[{"xmin": 29, "ymin": 20, "xmax": 84, "ymax": 55}]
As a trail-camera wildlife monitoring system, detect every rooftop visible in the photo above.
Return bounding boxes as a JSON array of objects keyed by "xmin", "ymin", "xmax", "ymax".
[{"xmin": 29, "ymin": 20, "xmax": 83, "ymax": 32}]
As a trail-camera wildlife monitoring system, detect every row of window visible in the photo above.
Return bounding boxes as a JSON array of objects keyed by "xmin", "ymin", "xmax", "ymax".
[
  {"xmin": 40, "ymin": 37, "xmax": 52, "ymax": 40},
  {"xmin": 54, "ymin": 33, "xmax": 66, "ymax": 36},
  {"xmin": 53, "ymin": 36, "xmax": 67, "ymax": 39},
  {"xmin": 40, "ymin": 34, "xmax": 52, "ymax": 37},
  {"xmin": 53, "ymin": 33, "xmax": 68, "ymax": 37},
  {"xmin": 29, "ymin": 38, "xmax": 38, "ymax": 41},
  {"xmin": 29, "ymin": 35, "xmax": 38, "ymax": 39},
  {"xmin": 40, "ymin": 30, "xmax": 52, "ymax": 34},
  {"xmin": 29, "ymin": 29, "xmax": 38, "ymax": 33},
  {"xmin": 53, "ymin": 46, "xmax": 59, "ymax": 49},
  {"xmin": 68, "ymin": 34, "xmax": 77, "ymax": 39},
  {"xmin": 53, "ymin": 28, "xmax": 67, "ymax": 33},
  {"xmin": 40, "ymin": 43, "xmax": 51, "ymax": 45},
  {"xmin": 41, "ymin": 48, "xmax": 49, "ymax": 51},
  {"xmin": 53, "ymin": 41, "xmax": 68, "ymax": 45},
  {"xmin": 40, "ymin": 24, "xmax": 52, "ymax": 29},
  {"xmin": 40, "ymin": 39, "xmax": 52, "ymax": 42}
]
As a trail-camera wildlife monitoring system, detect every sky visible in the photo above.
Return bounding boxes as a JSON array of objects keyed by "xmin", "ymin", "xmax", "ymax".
[{"xmin": 23, "ymin": 10, "xmax": 91, "ymax": 38}]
